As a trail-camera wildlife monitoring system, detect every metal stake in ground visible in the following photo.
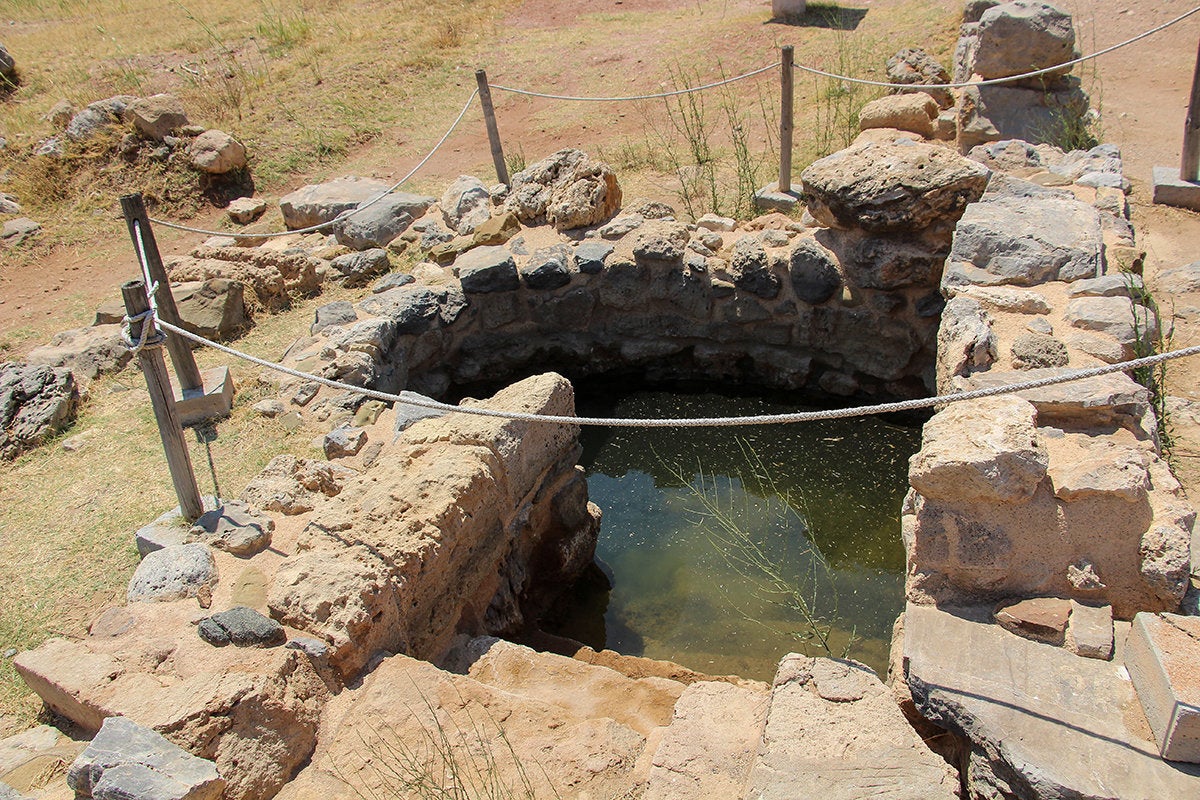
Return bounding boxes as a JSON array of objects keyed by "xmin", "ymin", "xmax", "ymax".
[
  {"xmin": 120, "ymin": 193, "xmax": 204, "ymax": 394},
  {"xmin": 121, "ymin": 280, "xmax": 205, "ymax": 522},
  {"xmin": 476, "ymin": 69, "xmax": 510, "ymax": 187}
]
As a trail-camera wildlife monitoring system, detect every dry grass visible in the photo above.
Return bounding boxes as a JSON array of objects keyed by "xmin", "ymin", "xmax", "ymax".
[{"xmin": 0, "ymin": 287, "xmax": 354, "ymax": 726}]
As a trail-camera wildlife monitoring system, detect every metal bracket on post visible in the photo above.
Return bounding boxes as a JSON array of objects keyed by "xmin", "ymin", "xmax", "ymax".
[
  {"xmin": 476, "ymin": 69, "xmax": 511, "ymax": 187},
  {"xmin": 119, "ymin": 193, "xmax": 204, "ymax": 394},
  {"xmin": 122, "ymin": 280, "xmax": 205, "ymax": 522}
]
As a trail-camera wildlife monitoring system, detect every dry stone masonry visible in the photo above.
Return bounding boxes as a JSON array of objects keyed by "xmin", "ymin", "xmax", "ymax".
[{"xmin": 7, "ymin": 2, "xmax": 1200, "ymax": 797}]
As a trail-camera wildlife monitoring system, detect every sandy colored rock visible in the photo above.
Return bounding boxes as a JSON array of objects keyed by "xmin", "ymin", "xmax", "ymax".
[
  {"xmin": 909, "ymin": 396, "xmax": 1046, "ymax": 504},
  {"xmin": 1065, "ymin": 601, "xmax": 1113, "ymax": 659},
  {"xmin": 504, "ymin": 149, "xmax": 621, "ymax": 231},
  {"xmin": 993, "ymin": 597, "xmax": 1070, "ymax": 644},
  {"xmin": 187, "ymin": 130, "xmax": 246, "ymax": 174},
  {"xmin": 857, "ymin": 92, "xmax": 939, "ymax": 138}
]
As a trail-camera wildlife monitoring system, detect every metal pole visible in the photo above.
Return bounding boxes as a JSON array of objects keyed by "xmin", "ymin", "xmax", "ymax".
[
  {"xmin": 121, "ymin": 280, "xmax": 205, "ymax": 522},
  {"xmin": 778, "ymin": 45, "xmax": 795, "ymax": 194},
  {"xmin": 1181, "ymin": 37, "xmax": 1200, "ymax": 182},
  {"xmin": 476, "ymin": 69, "xmax": 511, "ymax": 187},
  {"xmin": 120, "ymin": 193, "xmax": 204, "ymax": 394}
]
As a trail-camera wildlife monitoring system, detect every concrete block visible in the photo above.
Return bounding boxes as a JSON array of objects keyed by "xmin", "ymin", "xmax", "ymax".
[
  {"xmin": 1152, "ymin": 166, "xmax": 1200, "ymax": 212},
  {"xmin": 753, "ymin": 183, "xmax": 801, "ymax": 213},
  {"xmin": 1125, "ymin": 612, "xmax": 1200, "ymax": 763},
  {"xmin": 174, "ymin": 366, "xmax": 235, "ymax": 427}
]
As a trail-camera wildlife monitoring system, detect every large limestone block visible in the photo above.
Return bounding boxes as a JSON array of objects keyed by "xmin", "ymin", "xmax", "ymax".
[
  {"xmin": 972, "ymin": 1, "xmax": 1077, "ymax": 81},
  {"xmin": 14, "ymin": 603, "xmax": 328, "ymax": 800},
  {"xmin": 1125, "ymin": 613, "xmax": 1200, "ymax": 763},
  {"xmin": 269, "ymin": 374, "xmax": 597, "ymax": 677},
  {"xmin": 278, "ymin": 176, "xmax": 391, "ymax": 230},
  {"xmin": 1065, "ymin": 295, "xmax": 1155, "ymax": 355},
  {"xmin": 459, "ymin": 638, "xmax": 684, "ymax": 737},
  {"xmin": 168, "ymin": 248, "xmax": 321, "ymax": 312},
  {"xmin": 643, "ymin": 680, "xmax": 768, "ymax": 800},
  {"xmin": 503, "ymin": 149, "xmax": 621, "ymax": 231},
  {"xmin": 904, "ymin": 603, "xmax": 1200, "ymax": 799},
  {"xmin": 857, "ymin": 92, "xmax": 939, "ymax": 138},
  {"xmin": 800, "ymin": 138, "xmax": 989, "ymax": 234},
  {"xmin": 945, "ymin": 194, "xmax": 1103, "ymax": 288},
  {"xmin": 743, "ymin": 654, "xmax": 958, "ymax": 799},
  {"xmin": 957, "ymin": 369, "xmax": 1148, "ymax": 429},
  {"xmin": 173, "ymin": 279, "xmax": 249, "ymax": 341},
  {"xmin": 956, "ymin": 82, "xmax": 1089, "ymax": 152},
  {"xmin": 275, "ymin": 652, "xmax": 647, "ymax": 800},
  {"xmin": 909, "ymin": 396, "xmax": 1046, "ymax": 504}
]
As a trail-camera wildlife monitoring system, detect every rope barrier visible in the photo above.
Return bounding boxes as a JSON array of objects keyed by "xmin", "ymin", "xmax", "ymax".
[
  {"xmin": 147, "ymin": 313, "xmax": 1200, "ymax": 429},
  {"xmin": 149, "ymin": 89, "xmax": 479, "ymax": 240},
  {"xmin": 488, "ymin": 62, "xmax": 781, "ymax": 102},
  {"xmin": 789, "ymin": 4, "xmax": 1200, "ymax": 90},
  {"xmin": 142, "ymin": 6, "xmax": 1199, "ymax": 241}
]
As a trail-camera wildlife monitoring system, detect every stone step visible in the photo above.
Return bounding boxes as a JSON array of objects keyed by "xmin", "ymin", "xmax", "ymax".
[
  {"xmin": 445, "ymin": 636, "xmax": 686, "ymax": 737},
  {"xmin": 643, "ymin": 680, "xmax": 770, "ymax": 800},
  {"xmin": 743, "ymin": 652, "xmax": 958, "ymax": 800},
  {"xmin": 1124, "ymin": 612, "xmax": 1200, "ymax": 763},
  {"xmin": 277, "ymin": 649, "xmax": 652, "ymax": 800},
  {"xmin": 903, "ymin": 602, "xmax": 1200, "ymax": 799}
]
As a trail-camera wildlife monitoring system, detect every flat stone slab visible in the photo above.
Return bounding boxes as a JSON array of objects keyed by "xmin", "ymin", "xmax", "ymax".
[
  {"xmin": 904, "ymin": 603, "xmax": 1200, "ymax": 798},
  {"xmin": 643, "ymin": 681, "xmax": 768, "ymax": 800},
  {"xmin": 744, "ymin": 653, "xmax": 957, "ymax": 800},
  {"xmin": 68, "ymin": 716, "xmax": 224, "ymax": 800},
  {"xmin": 1125, "ymin": 613, "xmax": 1200, "ymax": 763}
]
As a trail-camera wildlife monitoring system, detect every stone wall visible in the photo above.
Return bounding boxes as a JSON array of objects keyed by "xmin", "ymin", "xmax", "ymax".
[
  {"xmin": 903, "ymin": 143, "xmax": 1195, "ymax": 618},
  {"xmin": 14, "ymin": 373, "xmax": 599, "ymax": 800}
]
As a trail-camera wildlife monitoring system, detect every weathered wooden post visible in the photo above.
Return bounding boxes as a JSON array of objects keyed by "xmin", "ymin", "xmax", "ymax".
[
  {"xmin": 754, "ymin": 45, "xmax": 800, "ymax": 211},
  {"xmin": 778, "ymin": 44, "xmax": 796, "ymax": 194},
  {"xmin": 121, "ymin": 279, "xmax": 205, "ymax": 522},
  {"xmin": 476, "ymin": 69, "xmax": 511, "ymax": 187},
  {"xmin": 1153, "ymin": 37, "xmax": 1200, "ymax": 209},
  {"xmin": 1182, "ymin": 37, "xmax": 1200, "ymax": 182},
  {"xmin": 119, "ymin": 194, "xmax": 203, "ymax": 394}
]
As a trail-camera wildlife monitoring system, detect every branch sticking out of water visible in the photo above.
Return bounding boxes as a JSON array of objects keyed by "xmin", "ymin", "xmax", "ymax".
[{"xmin": 659, "ymin": 438, "xmax": 852, "ymax": 659}]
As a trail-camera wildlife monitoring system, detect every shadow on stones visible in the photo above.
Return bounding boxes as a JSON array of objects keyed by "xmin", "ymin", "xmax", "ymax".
[{"xmin": 200, "ymin": 168, "xmax": 256, "ymax": 207}]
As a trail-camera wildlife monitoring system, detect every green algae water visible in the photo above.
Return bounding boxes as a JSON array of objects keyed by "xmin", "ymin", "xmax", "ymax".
[{"xmin": 549, "ymin": 388, "xmax": 922, "ymax": 683}]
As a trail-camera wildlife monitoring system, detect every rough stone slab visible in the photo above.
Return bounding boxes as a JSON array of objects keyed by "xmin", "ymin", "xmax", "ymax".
[
  {"xmin": 279, "ymin": 176, "xmax": 391, "ymax": 230},
  {"xmin": 1125, "ymin": 613, "xmax": 1200, "ymax": 763},
  {"xmin": 454, "ymin": 245, "xmax": 519, "ymax": 293},
  {"xmin": 68, "ymin": 717, "xmax": 223, "ymax": 800},
  {"xmin": 904, "ymin": 603, "xmax": 1200, "ymax": 798},
  {"xmin": 26, "ymin": 325, "xmax": 130, "ymax": 382},
  {"xmin": 1152, "ymin": 166, "xmax": 1200, "ymax": 212},
  {"xmin": 174, "ymin": 366, "xmax": 234, "ymax": 427},
  {"xmin": 743, "ymin": 653, "xmax": 957, "ymax": 800},
  {"xmin": 186, "ymin": 501, "xmax": 273, "ymax": 557},
  {"xmin": 959, "ymin": 369, "xmax": 1149, "ymax": 428},
  {"xmin": 994, "ymin": 597, "xmax": 1070, "ymax": 645},
  {"xmin": 1066, "ymin": 601, "xmax": 1113, "ymax": 660},
  {"xmin": 126, "ymin": 543, "xmax": 217, "ymax": 603},
  {"xmin": 643, "ymin": 681, "xmax": 767, "ymax": 800}
]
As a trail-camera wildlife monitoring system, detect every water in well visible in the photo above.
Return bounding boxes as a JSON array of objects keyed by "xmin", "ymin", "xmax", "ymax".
[{"xmin": 546, "ymin": 387, "xmax": 922, "ymax": 682}]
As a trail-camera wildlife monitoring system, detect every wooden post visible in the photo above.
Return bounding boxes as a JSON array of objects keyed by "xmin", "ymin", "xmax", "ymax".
[
  {"xmin": 1182, "ymin": 37, "xmax": 1200, "ymax": 182},
  {"xmin": 122, "ymin": 280, "xmax": 205, "ymax": 522},
  {"xmin": 778, "ymin": 45, "xmax": 795, "ymax": 194},
  {"xmin": 120, "ymin": 194, "xmax": 204, "ymax": 394},
  {"xmin": 476, "ymin": 69, "xmax": 511, "ymax": 187}
]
